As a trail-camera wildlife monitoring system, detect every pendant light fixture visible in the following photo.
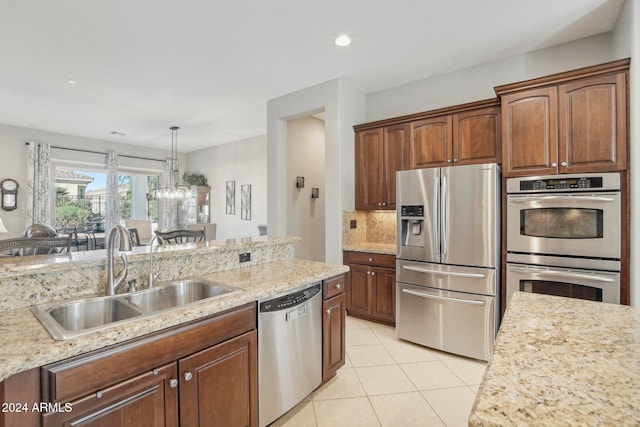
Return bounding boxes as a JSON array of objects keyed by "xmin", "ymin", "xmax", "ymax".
[{"xmin": 155, "ymin": 126, "xmax": 190, "ymax": 199}]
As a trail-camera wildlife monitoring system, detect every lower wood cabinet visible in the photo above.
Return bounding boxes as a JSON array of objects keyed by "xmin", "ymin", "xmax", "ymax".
[
  {"xmin": 344, "ymin": 251, "xmax": 396, "ymax": 326},
  {"xmin": 35, "ymin": 303, "xmax": 258, "ymax": 427},
  {"xmin": 322, "ymin": 275, "xmax": 346, "ymax": 382}
]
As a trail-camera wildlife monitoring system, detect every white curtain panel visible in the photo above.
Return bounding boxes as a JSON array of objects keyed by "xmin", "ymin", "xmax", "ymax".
[
  {"xmin": 104, "ymin": 151, "xmax": 120, "ymax": 233},
  {"xmin": 25, "ymin": 141, "xmax": 51, "ymax": 226},
  {"xmin": 159, "ymin": 159, "xmax": 178, "ymax": 231}
]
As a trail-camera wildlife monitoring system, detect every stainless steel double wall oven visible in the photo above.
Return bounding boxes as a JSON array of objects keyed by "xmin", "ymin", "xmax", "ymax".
[{"xmin": 506, "ymin": 173, "xmax": 621, "ymax": 305}]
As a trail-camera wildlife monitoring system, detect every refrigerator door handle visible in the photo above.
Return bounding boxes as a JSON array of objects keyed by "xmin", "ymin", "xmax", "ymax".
[
  {"xmin": 433, "ymin": 176, "xmax": 440, "ymax": 256},
  {"xmin": 402, "ymin": 288, "xmax": 486, "ymax": 306},
  {"xmin": 403, "ymin": 265, "xmax": 486, "ymax": 279},
  {"xmin": 441, "ymin": 175, "xmax": 447, "ymax": 256}
]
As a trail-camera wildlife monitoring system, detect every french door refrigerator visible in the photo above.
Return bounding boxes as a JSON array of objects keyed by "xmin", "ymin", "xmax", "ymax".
[{"xmin": 396, "ymin": 163, "xmax": 500, "ymax": 361}]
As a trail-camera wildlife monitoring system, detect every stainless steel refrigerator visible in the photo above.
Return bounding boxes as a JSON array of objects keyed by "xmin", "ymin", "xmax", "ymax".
[{"xmin": 396, "ymin": 163, "xmax": 500, "ymax": 361}]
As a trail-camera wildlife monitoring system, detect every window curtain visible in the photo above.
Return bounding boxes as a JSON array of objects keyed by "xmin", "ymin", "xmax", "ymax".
[
  {"xmin": 159, "ymin": 158, "xmax": 177, "ymax": 231},
  {"xmin": 104, "ymin": 151, "xmax": 120, "ymax": 233},
  {"xmin": 25, "ymin": 141, "xmax": 51, "ymax": 226}
]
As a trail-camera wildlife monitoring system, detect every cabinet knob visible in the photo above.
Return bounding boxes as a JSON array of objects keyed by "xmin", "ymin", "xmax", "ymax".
[
  {"xmin": 447, "ymin": 159, "xmax": 452, "ymax": 163},
  {"xmin": 96, "ymin": 391, "xmax": 103, "ymax": 399},
  {"xmin": 378, "ymin": 203, "xmax": 382, "ymax": 206},
  {"xmin": 326, "ymin": 309, "xmax": 331, "ymax": 315},
  {"xmin": 551, "ymin": 162, "xmax": 558, "ymax": 167},
  {"xmin": 184, "ymin": 372, "xmax": 193, "ymax": 381},
  {"xmin": 170, "ymin": 379, "xmax": 179, "ymax": 388},
  {"xmin": 560, "ymin": 161, "xmax": 567, "ymax": 167},
  {"xmin": 335, "ymin": 283, "xmax": 341, "ymax": 289},
  {"xmin": 453, "ymin": 158, "xmax": 458, "ymax": 163},
  {"xmin": 368, "ymin": 257, "xmax": 373, "ymax": 262},
  {"xmin": 371, "ymin": 272, "xmax": 376, "ymax": 276}
]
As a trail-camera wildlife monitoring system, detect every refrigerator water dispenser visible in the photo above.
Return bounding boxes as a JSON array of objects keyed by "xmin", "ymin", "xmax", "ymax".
[{"xmin": 400, "ymin": 205, "xmax": 425, "ymax": 248}]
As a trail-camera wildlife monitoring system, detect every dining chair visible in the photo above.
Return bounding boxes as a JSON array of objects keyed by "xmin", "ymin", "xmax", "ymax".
[
  {"xmin": 128, "ymin": 228, "xmax": 141, "ymax": 246},
  {"xmin": 187, "ymin": 223, "xmax": 216, "ymax": 241},
  {"xmin": 0, "ymin": 236, "xmax": 72, "ymax": 256},
  {"xmin": 154, "ymin": 229, "xmax": 205, "ymax": 244},
  {"xmin": 125, "ymin": 220, "xmax": 153, "ymax": 245}
]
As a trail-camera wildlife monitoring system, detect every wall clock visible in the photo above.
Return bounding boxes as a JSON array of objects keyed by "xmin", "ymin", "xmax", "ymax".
[{"xmin": 1, "ymin": 179, "xmax": 18, "ymax": 211}]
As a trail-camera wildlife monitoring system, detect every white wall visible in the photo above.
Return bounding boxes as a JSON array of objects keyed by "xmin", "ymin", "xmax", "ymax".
[
  {"xmin": 366, "ymin": 33, "xmax": 618, "ymax": 121},
  {"xmin": 267, "ymin": 79, "xmax": 366, "ymax": 264},
  {"xmin": 185, "ymin": 135, "xmax": 267, "ymax": 240},
  {"xmin": 0, "ymin": 123, "xmax": 174, "ymax": 237},
  {"xmin": 286, "ymin": 116, "xmax": 326, "ymax": 261}
]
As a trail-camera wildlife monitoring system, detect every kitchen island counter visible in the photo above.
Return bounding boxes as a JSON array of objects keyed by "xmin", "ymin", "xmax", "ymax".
[
  {"xmin": 469, "ymin": 292, "xmax": 640, "ymax": 426},
  {"xmin": 0, "ymin": 258, "xmax": 348, "ymax": 382}
]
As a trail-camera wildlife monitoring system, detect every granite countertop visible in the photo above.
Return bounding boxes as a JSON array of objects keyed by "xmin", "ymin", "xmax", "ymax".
[
  {"xmin": 469, "ymin": 292, "xmax": 640, "ymax": 426},
  {"xmin": 342, "ymin": 242, "xmax": 396, "ymax": 255},
  {"xmin": 0, "ymin": 258, "xmax": 349, "ymax": 382}
]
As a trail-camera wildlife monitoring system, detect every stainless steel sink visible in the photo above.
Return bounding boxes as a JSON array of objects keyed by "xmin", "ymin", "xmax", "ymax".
[
  {"xmin": 32, "ymin": 296, "xmax": 143, "ymax": 340},
  {"xmin": 126, "ymin": 279, "xmax": 241, "ymax": 312},
  {"xmin": 32, "ymin": 277, "xmax": 243, "ymax": 340}
]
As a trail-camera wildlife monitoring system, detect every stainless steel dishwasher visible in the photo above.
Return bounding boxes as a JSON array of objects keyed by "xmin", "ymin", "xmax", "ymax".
[{"xmin": 258, "ymin": 282, "xmax": 322, "ymax": 427}]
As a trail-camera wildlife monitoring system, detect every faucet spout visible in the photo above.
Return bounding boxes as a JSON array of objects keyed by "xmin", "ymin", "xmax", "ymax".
[
  {"xmin": 148, "ymin": 235, "xmax": 166, "ymax": 287},
  {"xmin": 106, "ymin": 225, "xmax": 133, "ymax": 296}
]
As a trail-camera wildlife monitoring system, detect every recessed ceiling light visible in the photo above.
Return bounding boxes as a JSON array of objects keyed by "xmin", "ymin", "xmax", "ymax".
[
  {"xmin": 334, "ymin": 34, "xmax": 351, "ymax": 47},
  {"xmin": 67, "ymin": 79, "xmax": 77, "ymax": 85}
]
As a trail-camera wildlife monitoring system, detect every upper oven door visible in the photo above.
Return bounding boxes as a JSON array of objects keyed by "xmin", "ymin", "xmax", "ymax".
[{"xmin": 507, "ymin": 192, "xmax": 621, "ymax": 259}]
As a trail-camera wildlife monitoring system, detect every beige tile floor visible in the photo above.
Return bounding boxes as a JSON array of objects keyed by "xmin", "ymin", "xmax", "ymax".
[{"xmin": 270, "ymin": 316, "xmax": 487, "ymax": 427}]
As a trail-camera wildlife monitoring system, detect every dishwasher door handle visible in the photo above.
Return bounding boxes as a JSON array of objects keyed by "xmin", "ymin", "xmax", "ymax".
[
  {"xmin": 285, "ymin": 305, "xmax": 308, "ymax": 321},
  {"xmin": 402, "ymin": 288, "xmax": 486, "ymax": 306}
]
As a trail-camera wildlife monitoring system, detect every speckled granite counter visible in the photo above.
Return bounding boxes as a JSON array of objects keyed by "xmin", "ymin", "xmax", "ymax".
[
  {"xmin": 342, "ymin": 243, "xmax": 396, "ymax": 255},
  {"xmin": 0, "ymin": 258, "xmax": 348, "ymax": 382},
  {"xmin": 469, "ymin": 292, "xmax": 640, "ymax": 426}
]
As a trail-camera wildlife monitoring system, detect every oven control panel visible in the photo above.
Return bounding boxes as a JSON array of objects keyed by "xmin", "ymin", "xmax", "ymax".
[{"xmin": 507, "ymin": 173, "xmax": 620, "ymax": 193}]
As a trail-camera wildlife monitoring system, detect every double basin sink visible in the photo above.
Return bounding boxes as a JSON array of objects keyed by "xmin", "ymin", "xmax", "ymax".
[{"xmin": 31, "ymin": 278, "xmax": 243, "ymax": 340}]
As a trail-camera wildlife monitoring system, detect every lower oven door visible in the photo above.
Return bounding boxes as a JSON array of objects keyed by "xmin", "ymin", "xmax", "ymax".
[
  {"xmin": 506, "ymin": 263, "xmax": 620, "ymax": 307},
  {"xmin": 396, "ymin": 282, "xmax": 495, "ymax": 361}
]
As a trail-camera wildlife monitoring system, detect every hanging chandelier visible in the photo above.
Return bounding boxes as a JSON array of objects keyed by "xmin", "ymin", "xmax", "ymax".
[{"xmin": 155, "ymin": 126, "xmax": 190, "ymax": 199}]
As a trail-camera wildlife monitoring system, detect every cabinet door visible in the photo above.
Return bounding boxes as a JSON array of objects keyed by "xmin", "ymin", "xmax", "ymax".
[
  {"xmin": 502, "ymin": 87, "xmax": 558, "ymax": 177},
  {"xmin": 323, "ymin": 293, "xmax": 346, "ymax": 381},
  {"xmin": 355, "ymin": 128, "xmax": 384, "ymax": 209},
  {"xmin": 347, "ymin": 264, "xmax": 371, "ymax": 317},
  {"xmin": 42, "ymin": 363, "xmax": 179, "ymax": 427},
  {"xmin": 452, "ymin": 106, "xmax": 501, "ymax": 165},
  {"xmin": 382, "ymin": 124, "xmax": 410, "ymax": 209},
  {"xmin": 558, "ymin": 73, "xmax": 627, "ymax": 173},
  {"xmin": 179, "ymin": 331, "xmax": 258, "ymax": 427},
  {"xmin": 371, "ymin": 267, "xmax": 396, "ymax": 325},
  {"xmin": 410, "ymin": 116, "xmax": 452, "ymax": 168}
]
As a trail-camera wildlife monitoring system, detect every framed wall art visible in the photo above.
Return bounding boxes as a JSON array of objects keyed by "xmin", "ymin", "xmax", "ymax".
[
  {"xmin": 241, "ymin": 184, "xmax": 251, "ymax": 220},
  {"xmin": 226, "ymin": 181, "xmax": 235, "ymax": 215}
]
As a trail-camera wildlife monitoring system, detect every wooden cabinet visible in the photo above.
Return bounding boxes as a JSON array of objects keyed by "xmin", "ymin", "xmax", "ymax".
[
  {"xmin": 322, "ymin": 275, "xmax": 346, "ymax": 382},
  {"xmin": 411, "ymin": 105, "xmax": 501, "ymax": 168},
  {"xmin": 355, "ymin": 124, "xmax": 409, "ymax": 210},
  {"xmin": 343, "ymin": 252, "xmax": 396, "ymax": 326},
  {"xmin": 42, "ymin": 363, "xmax": 179, "ymax": 427},
  {"xmin": 497, "ymin": 60, "xmax": 629, "ymax": 177},
  {"xmin": 39, "ymin": 303, "xmax": 258, "ymax": 427},
  {"xmin": 179, "ymin": 331, "xmax": 257, "ymax": 427}
]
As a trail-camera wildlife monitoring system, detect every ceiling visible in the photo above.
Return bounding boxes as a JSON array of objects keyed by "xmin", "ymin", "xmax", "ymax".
[{"xmin": 0, "ymin": 0, "xmax": 624, "ymax": 152}]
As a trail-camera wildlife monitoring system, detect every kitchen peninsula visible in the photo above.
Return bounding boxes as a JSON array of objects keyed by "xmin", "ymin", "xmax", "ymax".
[
  {"xmin": 0, "ymin": 236, "xmax": 348, "ymax": 426},
  {"xmin": 469, "ymin": 292, "xmax": 640, "ymax": 426}
]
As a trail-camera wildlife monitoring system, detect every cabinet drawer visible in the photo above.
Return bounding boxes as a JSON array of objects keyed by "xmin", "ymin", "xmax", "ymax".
[
  {"xmin": 42, "ymin": 302, "xmax": 257, "ymax": 403},
  {"xmin": 344, "ymin": 251, "xmax": 396, "ymax": 268},
  {"xmin": 323, "ymin": 275, "xmax": 345, "ymax": 299}
]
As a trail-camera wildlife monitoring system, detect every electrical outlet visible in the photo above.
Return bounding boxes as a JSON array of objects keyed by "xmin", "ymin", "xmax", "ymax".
[
  {"xmin": 239, "ymin": 252, "xmax": 251, "ymax": 263},
  {"xmin": 350, "ymin": 220, "xmax": 357, "ymax": 229}
]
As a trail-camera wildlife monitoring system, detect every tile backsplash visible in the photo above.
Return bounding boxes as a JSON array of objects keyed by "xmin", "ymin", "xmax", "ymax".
[{"xmin": 343, "ymin": 211, "xmax": 396, "ymax": 245}]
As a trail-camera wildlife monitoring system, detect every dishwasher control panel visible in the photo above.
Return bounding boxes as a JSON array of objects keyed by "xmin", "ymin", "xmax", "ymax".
[{"xmin": 259, "ymin": 283, "xmax": 321, "ymax": 313}]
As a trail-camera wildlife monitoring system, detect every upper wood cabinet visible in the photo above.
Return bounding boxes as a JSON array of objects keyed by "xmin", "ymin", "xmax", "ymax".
[
  {"xmin": 411, "ymin": 106, "xmax": 501, "ymax": 168},
  {"xmin": 355, "ymin": 124, "xmax": 409, "ymax": 210},
  {"xmin": 497, "ymin": 59, "xmax": 629, "ymax": 177}
]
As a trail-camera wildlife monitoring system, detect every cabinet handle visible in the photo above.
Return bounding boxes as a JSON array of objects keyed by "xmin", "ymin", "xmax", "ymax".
[
  {"xmin": 326, "ymin": 309, "xmax": 331, "ymax": 315},
  {"xmin": 335, "ymin": 283, "xmax": 341, "ymax": 289},
  {"xmin": 453, "ymin": 158, "xmax": 458, "ymax": 163},
  {"xmin": 170, "ymin": 379, "xmax": 179, "ymax": 388},
  {"xmin": 561, "ymin": 161, "xmax": 567, "ymax": 167},
  {"xmin": 184, "ymin": 372, "xmax": 193, "ymax": 381},
  {"xmin": 551, "ymin": 162, "xmax": 558, "ymax": 167}
]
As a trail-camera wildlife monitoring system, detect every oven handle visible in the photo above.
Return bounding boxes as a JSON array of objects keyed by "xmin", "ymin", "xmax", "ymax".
[
  {"xmin": 403, "ymin": 265, "xmax": 485, "ymax": 279},
  {"xmin": 509, "ymin": 195, "xmax": 616, "ymax": 203},
  {"xmin": 402, "ymin": 289, "xmax": 486, "ymax": 306},
  {"xmin": 509, "ymin": 267, "xmax": 615, "ymax": 282}
]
